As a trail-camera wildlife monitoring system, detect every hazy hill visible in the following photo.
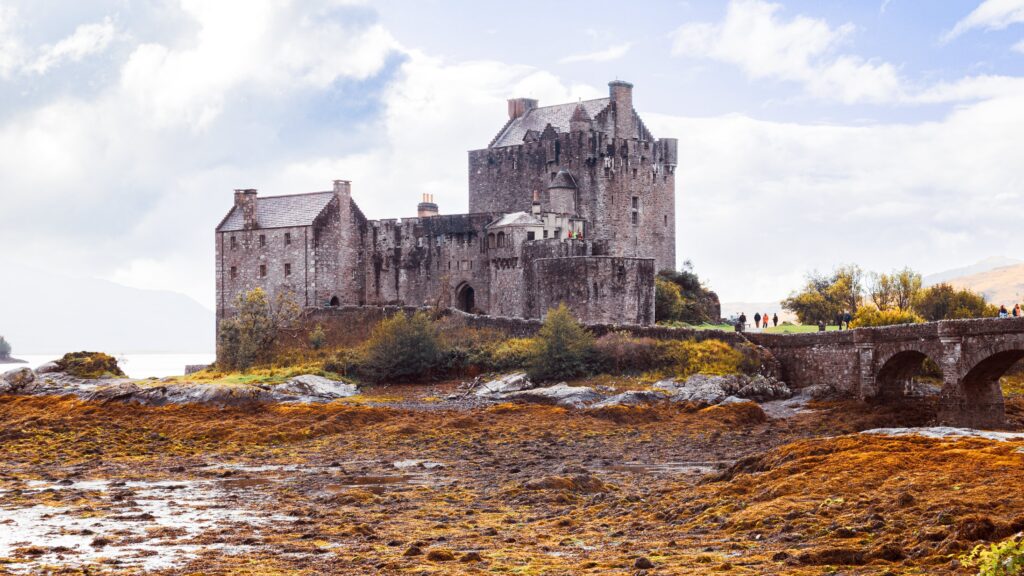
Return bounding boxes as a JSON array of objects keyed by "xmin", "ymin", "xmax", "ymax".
[
  {"xmin": 938, "ymin": 264, "xmax": 1024, "ymax": 307},
  {"xmin": 924, "ymin": 256, "xmax": 1023, "ymax": 286},
  {"xmin": 0, "ymin": 264, "xmax": 214, "ymax": 354}
]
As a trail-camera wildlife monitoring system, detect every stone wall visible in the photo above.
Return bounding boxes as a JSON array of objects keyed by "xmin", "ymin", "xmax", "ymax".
[
  {"xmin": 746, "ymin": 331, "xmax": 861, "ymax": 393},
  {"xmin": 528, "ymin": 256, "xmax": 656, "ymax": 326}
]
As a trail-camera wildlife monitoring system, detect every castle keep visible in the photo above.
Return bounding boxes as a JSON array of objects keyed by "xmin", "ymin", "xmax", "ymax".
[{"xmin": 215, "ymin": 80, "xmax": 677, "ymax": 327}]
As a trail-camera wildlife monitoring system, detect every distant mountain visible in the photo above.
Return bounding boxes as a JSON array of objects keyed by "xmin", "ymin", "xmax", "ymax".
[
  {"xmin": 924, "ymin": 257, "xmax": 1023, "ymax": 286},
  {"xmin": 0, "ymin": 263, "xmax": 214, "ymax": 354},
  {"xmin": 938, "ymin": 264, "xmax": 1024, "ymax": 307}
]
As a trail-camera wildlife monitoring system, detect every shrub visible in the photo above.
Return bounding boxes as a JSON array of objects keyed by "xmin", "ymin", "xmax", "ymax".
[
  {"xmin": 0, "ymin": 336, "xmax": 10, "ymax": 357},
  {"xmin": 323, "ymin": 348, "xmax": 363, "ymax": 378},
  {"xmin": 849, "ymin": 306, "xmax": 924, "ymax": 328},
  {"xmin": 485, "ymin": 338, "xmax": 535, "ymax": 373},
  {"xmin": 308, "ymin": 324, "xmax": 326, "ymax": 350},
  {"xmin": 361, "ymin": 311, "xmax": 440, "ymax": 383},
  {"xmin": 56, "ymin": 352, "xmax": 125, "ymax": 379},
  {"xmin": 594, "ymin": 332, "xmax": 659, "ymax": 374},
  {"xmin": 654, "ymin": 339, "xmax": 746, "ymax": 379},
  {"xmin": 655, "ymin": 277, "xmax": 683, "ymax": 323},
  {"xmin": 218, "ymin": 288, "xmax": 301, "ymax": 370},
  {"xmin": 961, "ymin": 535, "xmax": 1024, "ymax": 576},
  {"xmin": 527, "ymin": 304, "xmax": 595, "ymax": 382}
]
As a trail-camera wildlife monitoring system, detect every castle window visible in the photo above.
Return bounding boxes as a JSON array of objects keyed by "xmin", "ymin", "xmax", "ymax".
[
  {"xmin": 284, "ymin": 263, "xmax": 292, "ymax": 276},
  {"xmin": 259, "ymin": 264, "xmax": 267, "ymax": 278},
  {"xmin": 633, "ymin": 168, "xmax": 637, "ymax": 179},
  {"xmin": 631, "ymin": 212, "xmax": 639, "ymax": 225},
  {"xmin": 230, "ymin": 236, "xmax": 237, "ymax": 250},
  {"xmin": 230, "ymin": 266, "xmax": 237, "ymax": 279},
  {"xmin": 488, "ymin": 233, "xmax": 495, "ymax": 249},
  {"xmin": 664, "ymin": 215, "xmax": 668, "ymax": 227},
  {"xmin": 527, "ymin": 231, "xmax": 535, "ymax": 241},
  {"xmin": 497, "ymin": 232, "xmax": 505, "ymax": 247},
  {"xmin": 284, "ymin": 232, "xmax": 291, "ymax": 246},
  {"xmin": 259, "ymin": 234, "xmax": 266, "ymax": 247},
  {"xmin": 632, "ymin": 196, "xmax": 639, "ymax": 209},
  {"xmin": 543, "ymin": 230, "xmax": 549, "ymax": 239}
]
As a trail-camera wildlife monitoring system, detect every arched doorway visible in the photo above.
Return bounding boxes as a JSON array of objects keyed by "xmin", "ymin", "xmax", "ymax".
[
  {"xmin": 456, "ymin": 283, "xmax": 475, "ymax": 313},
  {"xmin": 329, "ymin": 296, "xmax": 340, "ymax": 307}
]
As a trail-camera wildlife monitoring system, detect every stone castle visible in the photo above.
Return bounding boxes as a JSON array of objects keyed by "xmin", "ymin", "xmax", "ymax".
[{"xmin": 215, "ymin": 80, "xmax": 677, "ymax": 327}]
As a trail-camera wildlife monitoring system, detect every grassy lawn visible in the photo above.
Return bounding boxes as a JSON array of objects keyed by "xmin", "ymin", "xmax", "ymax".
[{"xmin": 664, "ymin": 322, "xmax": 842, "ymax": 334}]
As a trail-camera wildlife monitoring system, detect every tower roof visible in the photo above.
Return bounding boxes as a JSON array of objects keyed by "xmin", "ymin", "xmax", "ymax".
[
  {"xmin": 489, "ymin": 98, "xmax": 609, "ymax": 148},
  {"xmin": 570, "ymin": 102, "xmax": 592, "ymax": 123},
  {"xmin": 548, "ymin": 169, "xmax": 577, "ymax": 190}
]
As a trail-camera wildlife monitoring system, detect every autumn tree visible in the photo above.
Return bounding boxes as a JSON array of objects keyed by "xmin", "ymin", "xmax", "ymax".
[
  {"xmin": 913, "ymin": 283, "xmax": 997, "ymax": 321},
  {"xmin": 217, "ymin": 287, "xmax": 301, "ymax": 370}
]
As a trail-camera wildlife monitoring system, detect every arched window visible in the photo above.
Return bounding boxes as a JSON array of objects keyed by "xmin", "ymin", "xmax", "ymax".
[
  {"xmin": 329, "ymin": 296, "xmax": 340, "ymax": 307},
  {"xmin": 488, "ymin": 233, "xmax": 496, "ymax": 249},
  {"xmin": 497, "ymin": 232, "xmax": 505, "ymax": 247}
]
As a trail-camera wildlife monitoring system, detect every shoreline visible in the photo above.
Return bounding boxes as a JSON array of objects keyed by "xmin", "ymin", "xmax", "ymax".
[{"xmin": 0, "ymin": 357, "xmax": 27, "ymax": 365}]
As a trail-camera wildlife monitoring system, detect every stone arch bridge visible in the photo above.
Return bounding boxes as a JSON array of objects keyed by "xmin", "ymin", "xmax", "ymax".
[{"xmin": 747, "ymin": 318, "xmax": 1024, "ymax": 428}]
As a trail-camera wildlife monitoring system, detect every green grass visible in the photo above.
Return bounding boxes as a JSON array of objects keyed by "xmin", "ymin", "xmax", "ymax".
[{"xmin": 658, "ymin": 322, "xmax": 842, "ymax": 334}]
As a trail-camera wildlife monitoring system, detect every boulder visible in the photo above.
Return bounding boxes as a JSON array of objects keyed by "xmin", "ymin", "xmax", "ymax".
[
  {"xmin": 501, "ymin": 383, "xmax": 600, "ymax": 408},
  {"xmin": 653, "ymin": 374, "xmax": 792, "ymax": 408},
  {"xmin": 0, "ymin": 367, "xmax": 35, "ymax": 393},
  {"xmin": 475, "ymin": 373, "xmax": 533, "ymax": 396},
  {"xmin": 271, "ymin": 375, "xmax": 358, "ymax": 401},
  {"xmin": 590, "ymin": 390, "xmax": 666, "ymax": 409},
  {"xmin": 34, "ymin": 361, "xmax": 61, "ymax": 374}
]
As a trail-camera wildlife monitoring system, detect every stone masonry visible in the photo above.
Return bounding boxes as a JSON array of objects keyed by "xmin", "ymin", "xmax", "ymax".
[{"xmin": 216, "ymin": 80, "xmax": 672, "ymax": 330}]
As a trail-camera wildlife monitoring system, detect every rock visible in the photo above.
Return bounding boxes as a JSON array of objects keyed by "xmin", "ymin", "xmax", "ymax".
[
  {"xmin": 589, "ymin": 390, "xmax": 666, "ymax": 409},
  {"xmin": 634, "ymin": 556, "xmax": 655, "ymax": 569},
  {"xmin": 270, "ymin": 375, "xmax": 358, "ymax": 401},
  {"xmin": 34, "ymin": 361, "xmax": 61, "ymax": 374},
  {"xmin": 426, "ymin": 548, "xmax": 455, "ymax": 561},
  {"xmin": 475, "ymin": 373, "xmax": 533, "ymax": 396},
  {"xmin": 501, "ymin": 383, "xmax": 601, "ymax": 408},
  {"xmin": 717, "ymin": 396, "xmax": 748, "ymax": 406},
  {"xmin": 460, "ymin": 551, "xmax": 482, "ymax": 562},
  {"xmin": 1, "ymin": 367, "xmax": 35, "ymax": 392},
  {"xmin": 402, "ymin": 545, "xmax": 423, "ymax": 557},
  {"xmin": 654, "ymin": 374, "xmax": 791, "ymax": 408}
]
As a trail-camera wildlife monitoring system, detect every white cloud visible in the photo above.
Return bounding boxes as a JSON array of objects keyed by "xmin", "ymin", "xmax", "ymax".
[
  {"xmin": 0, "ymin": 5, "xmax": 26, "ymax": 78},
  {"xmin": 1014, "ymin": 38, "xmax": 1024, "ymax": 52},
  {"xmin": 671, "ymin": 0, "xmax": 904, "ymax": 104},
  {"xmin": 945, "ymin": 0, "xmax": 1024, "ymax": 41},
  {"xmin": 29, "ymin": 17, "xmax": 117, "ymax": 74},
  {"xmin": 560, "ymin": 42, "xmax": 631, "ymax": 63},
  {"xmin": 645, "ymin": 93, "xmax": 1024, "ymax": 301}
]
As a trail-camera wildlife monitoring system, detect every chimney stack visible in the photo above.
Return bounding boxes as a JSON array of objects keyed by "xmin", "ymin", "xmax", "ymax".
[
  {"xmin": 608, "ymin": 80, "xmax": 634, "ymax": 139},
  {"xmin": 531, "ymin": 190, "xmax": 541, "ymax": 215},
  {"xmin": 234, "ymin": 188, "xmax": 258, "ymax": 230},
  {"xmin": 507, "ymin": 98, "xmax": 539, "ymax": 120},
  {"xmin": 417, "ymin": 193, "xmax": 439, "ymax": 218},
  {"xmin": 333, "ymin": 179, "xmax": 351, "ymax": 196}
]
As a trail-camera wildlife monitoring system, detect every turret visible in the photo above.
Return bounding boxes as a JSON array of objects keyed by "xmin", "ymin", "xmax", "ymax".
[
  {"xmin": 547, "ymin": 169, "xmax": 577, "ymax": 215},
  {"xmin": 569, "ymin": 102, "xmax": 592, "ymax": 133}
]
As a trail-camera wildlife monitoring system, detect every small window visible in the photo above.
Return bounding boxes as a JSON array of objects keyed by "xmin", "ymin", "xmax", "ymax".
[
  {"xmin": 284, "ymin": 263, "xmax": 292, "ymax": 276},
  {"xmin": 632, "ymin": 168, "xmax": 637, "ymax": 179},
  {"xmin": 631, "ymin": 196, "xmax": 639, "ymax": 209},
  {"xmin": 527, "ymin": 231, "xmax": 535, "ymax": 241},
  {"xmin": 543, "ymin": 230, "xmax": 549, "ymax": 239},
  {"xmin": 230, "ymin": 236, "xmax": 237, "ymax": 250},
  {"xmin": 284, "ymin": 232, "xmax": 291, "ymax": 246},
  {"xmin": 259, "ymin": 264, "xmax": 267, "ymax": 278},
  {"xmin": 259, "ymin": 234, "xmax": 266, "ymax": 247},
  {"xmin": 664, "ymin": 215, "xmax": 668, "ymax": 226},
  {"xmin": 497, "ymin": 232, "xmax": 505, "ymax": 247},
  {"xmin": 230, "ymin": 266, "xmax": 237, "ymax": 279},
  {"xmin": 631, "ymin": 212, "xmax": 638, "ymax": 225}
]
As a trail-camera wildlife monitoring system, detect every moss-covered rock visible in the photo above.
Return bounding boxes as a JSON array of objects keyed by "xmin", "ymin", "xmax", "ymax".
[{"xmin": 56, "ymin": 352, "xmax": 125, "ymax": 379}]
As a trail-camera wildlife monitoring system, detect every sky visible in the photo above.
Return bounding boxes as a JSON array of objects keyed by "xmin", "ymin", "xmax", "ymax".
[{"xmin": 0, "ymin": 0, "xmax": 1022, "ymax": 308}]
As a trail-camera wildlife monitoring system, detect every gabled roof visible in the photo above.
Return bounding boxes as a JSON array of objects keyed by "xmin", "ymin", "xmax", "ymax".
[
  {"xmin": 490, "ymin": 98, "xmax": 610, "ymax": 148},
  {"xmin": 488, "ymin": 211, "xmax": 543, "ymax": 229},
  {"xmin": 570, "ymin": 102, "xmax": 592, "ymax": 123},
  {"xmin": 216, "ymin": 191, "xmax": 335, "ymax": 232}
]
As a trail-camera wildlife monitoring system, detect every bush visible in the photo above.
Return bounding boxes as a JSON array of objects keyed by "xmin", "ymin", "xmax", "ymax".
[
  {"xmin": 594, "ymin": 332, "xmax": 660, "ymax": 374},
  {"xmin": 527, "ymin": 304, "xmax": 595, "ymax": 382},
  {"xmin": 914, "ymin": 283, "xmax": 997, "ymax": 321},
  {"xmin": 655, "ymin": 339, "xmax": 746, "ymax": 379},
  {"xmin": 361, "ymin": 311, "xmax": 441, "ymax": 383},
  {"xmin": 308, "ymin": 324, "xmax": 326, "ymax": 350},
  {"xmin": 484, "ymin": 338, "xmax": 535, "ymax": 373},
  {"xmin": 655, "ymin": 277, "xmax": 684, "ymax": 323},
  {"xmin": 56, "ymin": 352, "xmax": 125, "ymax": 379},
  {"xmin": 849, "ymin": 306, "xmax": 924, "ymax": 328},
  {"xmin": 961, "ymin": 535, "xmax": 1024, "ymax": 576},
  {"xmin": 323, "ymin": 348, "xmax": 363, "ymax": 378}
]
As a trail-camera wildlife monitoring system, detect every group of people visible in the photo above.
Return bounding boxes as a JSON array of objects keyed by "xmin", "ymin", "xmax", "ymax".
[
  {"xmin": 998, "ymin": 304, "xmax": 1023, "ymax": 318},
  {"xmin": 737, "ymin": 312, "xmax": 778, "ymax": 330}
]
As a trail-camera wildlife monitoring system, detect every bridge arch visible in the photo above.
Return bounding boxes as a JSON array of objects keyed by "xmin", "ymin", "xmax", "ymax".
[{"xmin": 873, "ymin": 349, "xmax": 942, "ymax": 401}]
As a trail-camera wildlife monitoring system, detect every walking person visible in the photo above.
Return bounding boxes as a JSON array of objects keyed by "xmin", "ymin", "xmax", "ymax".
[
  {"xmin": 844, "ymin": 312, "xmax": 852, "ymax": 329},
  {"xmin": 763, "ymin": 312, "xmax": 770, "ymax": 330},
  {"xmin": 754, "ymin": 312, "xmax": 762, "ymax": 329},
  {"xmin": 772, "ymin": 313, "xmax": 779, "ymax": 327},
  {"xmin": 738, "ymin": 312, "xmax": 747, "ymax": 332}
]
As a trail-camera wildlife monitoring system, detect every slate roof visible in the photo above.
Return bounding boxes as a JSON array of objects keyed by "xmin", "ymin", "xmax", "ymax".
[
  {"xmin": 488, "ymin": 211, "xmax": 543, "ymax": 229},
  {"xmin": 216, "ymin": 191, "xmax": 335, "ymax": 232},
  {"xmin": 490, "ymin": 98, "xmax": 609, "ymax": 148}
]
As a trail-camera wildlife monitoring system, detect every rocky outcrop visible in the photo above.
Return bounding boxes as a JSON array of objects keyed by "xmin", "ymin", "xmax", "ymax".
[
  {"xmin": 0, "ymin": 367, "xmax": 358, "ymax": 407},
  {"xmin": 475, "ymin": 373, "xmax": 533, "ymax": 396},
  {"xmin": 653, "ymin": 374, "xmax": 791, "ymax": 407}
]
